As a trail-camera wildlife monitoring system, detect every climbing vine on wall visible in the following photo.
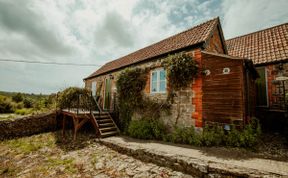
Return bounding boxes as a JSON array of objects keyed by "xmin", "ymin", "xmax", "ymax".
[
  {"xmin": 116, "ymin": 68, "xmax": 147, "ymax": 131},
  {"xmin": 163, "ymin": 53, "xmax": 199, "ymax": 90},
  {"xmin": 162, "ymin": 53, "xmax": 199, "ymax": 103},
  {"xmin": 116, "ymin": 67, "xmax": 171, "ymax": 132}
]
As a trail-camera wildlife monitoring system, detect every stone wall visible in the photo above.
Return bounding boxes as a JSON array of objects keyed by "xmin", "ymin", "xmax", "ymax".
[{"xmin": 0, "ymin": 112, "xmax": 57, "ymax": 140}]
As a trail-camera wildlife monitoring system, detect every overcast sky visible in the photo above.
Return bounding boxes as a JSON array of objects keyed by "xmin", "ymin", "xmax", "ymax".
[{"xmin": 0, "ymin": 0, "xmax": 287, "ymax": 94}]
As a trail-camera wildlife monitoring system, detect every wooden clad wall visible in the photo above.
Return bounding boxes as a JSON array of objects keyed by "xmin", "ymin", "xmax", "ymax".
[{"xmin": 202, "ymin": 53, "xmax": 245, "ymax": 125}]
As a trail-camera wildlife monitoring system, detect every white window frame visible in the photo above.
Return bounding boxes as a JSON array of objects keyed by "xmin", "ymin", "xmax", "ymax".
[{"xmin": 150, "ymin": 68, "xmax": 166, "ymax": 94}]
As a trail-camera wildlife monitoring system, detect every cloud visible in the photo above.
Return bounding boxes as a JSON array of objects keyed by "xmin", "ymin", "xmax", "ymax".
[
  {"xmin": 0, "ymin": 0, "xmax": 287, "ymax": 94},
  {"xmin": 221, "ymin": 0, "xmax": 288, "ymax": 39},
  {"xmin": 95, "ymin": 12, "xmax": 135, "ymax": 53},
  {"xmin": 0, "ymin": 0, "xmax": 73, "ymax": 56}
]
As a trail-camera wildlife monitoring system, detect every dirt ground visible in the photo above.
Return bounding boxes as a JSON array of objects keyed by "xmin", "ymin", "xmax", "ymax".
[{"xmin": 0, "ymin": 132, "xmax": 194, "ymax": 178}]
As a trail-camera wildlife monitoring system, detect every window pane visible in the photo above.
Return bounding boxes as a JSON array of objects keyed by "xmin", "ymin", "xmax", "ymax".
[
  {"xmin": 152, "ymin": 81, "xmax": 157, "ymax": 92},
  {"xmin": 152, "ymin": 71, "xmax": 157, "ymax": 82},
  {"xmin": 255, "ymin": 68, "xmax": 267, "ymax": 106},
  {"xmin": 92, "ymin": 82, "xmax": 96, "ymax": 96},
  {"xmin": 160, "ymin": 81, "xmax": 166, "ymax": 92},
  {"xmin": 160, "ymin": 70, "xmax": 166, "ymax": 80}
]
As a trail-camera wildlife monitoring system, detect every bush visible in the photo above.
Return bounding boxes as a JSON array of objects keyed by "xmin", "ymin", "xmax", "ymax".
[
  {"xmin": 0, "ymin": 95, "xmax": 14, "ymax": 113},
  {"xmin": 15, "ymin": 108, "xmax": 33, "ymax": 115},
  {"xmin": 23, "ymin": 98, "xmax": 33, "ymax": 108},
  {"xmin": 128, "ymin": 119, "xmax": 166, "ymax": 140},
  {"xmin": 162, "ymin": 118, "xmax": 261, "ymax": 148},
  {"xmin": 201, "ymin": 126, "xmax": 225, "ymax": 146},
  {"xmin": 201, "ymin": 119, "xmax": 261, "ymax": 148},
  {"xmin": 12, "ymin": 93, "xmax": 23, "ymax": 103},
  {"xmin": 165, "ymin": 126, "xmax": 201, "ymax": 146},
  {"xmin": 57, "ymin": 87, "xmax": 91, "ymax": 109}
]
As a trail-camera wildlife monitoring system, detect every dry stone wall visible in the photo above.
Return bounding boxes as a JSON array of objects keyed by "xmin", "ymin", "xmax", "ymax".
[{"xmin": 0, "ymin": 112, "xmax": 57, "ymax": 140}]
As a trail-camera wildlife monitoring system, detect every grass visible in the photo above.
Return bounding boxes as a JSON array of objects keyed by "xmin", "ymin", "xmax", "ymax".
[
  {"xmin": 2, "ymin": 133, "xmax": 56, "ymax": 154},
  {"xmin": 14, "ymin": 108, "xmax": 34, "ymax": 115},
  {"xmin": 47, "ymin": 157, "xmax": 77, "ymax": 173}
]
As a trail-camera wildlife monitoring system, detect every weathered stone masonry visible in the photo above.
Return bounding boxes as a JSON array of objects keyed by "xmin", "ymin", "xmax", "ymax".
[
  {"xmin": 0, "ymin": 112, "xmax": 57, "ymax": 140},
  {"xmin": 85, "ymin": 50, "xmax": 201, "ymax": 129}
]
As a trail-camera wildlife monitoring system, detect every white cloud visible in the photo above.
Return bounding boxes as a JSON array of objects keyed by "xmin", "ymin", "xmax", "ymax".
[
  {"xmin": 0, "ymin": 0, "xmax": 287, "ymax": 94},
  {"xmin": 222, "ymin": 0, "xmax": 288, "ymax": 39}
]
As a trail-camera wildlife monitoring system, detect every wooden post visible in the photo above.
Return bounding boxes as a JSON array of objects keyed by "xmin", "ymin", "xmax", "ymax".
[{"xmin": 62, "ymin": 115, "xmax": 66, "ymax": 139}]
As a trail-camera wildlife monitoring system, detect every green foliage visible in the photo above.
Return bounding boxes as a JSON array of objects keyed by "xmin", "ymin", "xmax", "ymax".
[
  {"xmin": 0, "ymin": 95, "xmax": 14, "ymax": 113},
  {"xmin": 128, "ymin": 119, "xmax": 166, "ymax": 140},
  {"xmin": 23, "ymin": 98, "xmax": 33, "ymax": 108},
  {"xmin": 116, "ymin": 68, "xmax": 171, "ymax": 132},
  {"xmin": 163, "ymin": 118, "xmax": 261, "ymax": 148},
  {"xmin": 201, "ymin": 126, "xmax": 225, "ymax": 146},
  {"xmin": 0, "ymin": 91, "xmax": 54, "ymax": 116},
  {"xmin": 116, "ymin": 68, "xmax": 147, "ymax": 131},
  {"xmin": 226, "ymin": 119, "xmax": 261, "ymax": 148},
  {"xmin": 163, "ymin": 53, "xmax": 199, "ymax": 91},
  {"xmin": 12, "ymin": 93, "xmax": 23, "ymax": 103},
  {"xmin": 15, "ymin": 108, "xmax": 33, "ymax": 115},
  {"xmin": 164, "ymin": 126, "xmax": 201, "ymax": 146},
  {"xmin": 57, "ymin": 87, "xmax": 90, "ymax": 109},
  {"xmin": 116, "ymin": 68, "xmax": 147, "ymax": 108}
]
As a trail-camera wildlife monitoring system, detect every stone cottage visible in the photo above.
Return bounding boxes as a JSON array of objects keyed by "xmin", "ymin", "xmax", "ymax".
[
  {"xmin": 84, "ymin": 17, "xmax": 257, "ymax": 129},
  {"xmin": 226, "ymin": 22, "xmax": 288, "ymax": 129}
]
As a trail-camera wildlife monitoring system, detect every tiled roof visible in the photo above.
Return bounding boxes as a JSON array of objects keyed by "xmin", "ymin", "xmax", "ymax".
[
  {"xmin": 226, "ymin": 23, "xmax": 288, "ymax": 65},
  {"xmin": 85, "ymin": 17, "xmax": 219, "ymax": 79}
]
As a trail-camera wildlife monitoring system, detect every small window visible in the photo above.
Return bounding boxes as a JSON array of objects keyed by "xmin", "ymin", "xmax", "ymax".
[
  {"xmin": 151, "ymin": 68, "xmax": 166, "ymax": 93},
  {"xmin": 91, "ymin": 81, "xmax": 97, "ymax": 97}
]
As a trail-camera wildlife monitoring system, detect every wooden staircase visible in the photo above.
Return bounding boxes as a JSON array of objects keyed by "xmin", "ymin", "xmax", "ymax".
[{"xmin": 91, "ymin": 112, "xmax": 119, "ymax": 138}]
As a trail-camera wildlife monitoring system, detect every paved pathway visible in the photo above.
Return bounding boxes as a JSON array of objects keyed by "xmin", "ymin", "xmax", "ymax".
[{"xmin": 102, "ymin": 136, "xmax": 288, "ymax": 177}]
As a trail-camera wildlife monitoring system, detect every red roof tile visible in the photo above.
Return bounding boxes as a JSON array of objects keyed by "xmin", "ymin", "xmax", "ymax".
[
  {"xmin": 226, "ymin": 23, "xmax": 288, "ymax": 65},
  {"xmin": 85, "ymin": 18, "xmax": 219, "ymax": 79}
]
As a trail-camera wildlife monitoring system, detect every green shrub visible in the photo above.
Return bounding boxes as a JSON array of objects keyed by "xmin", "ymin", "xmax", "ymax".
[
  {"xmin": 128, "ymin": 120, "xmax": 153, "ymax": 139},
  {"xmin": 127, "ymin": 119, "xmax": 166, "ymax": 140},
  {"xmin": 57, "ymin": 87, "xmax": 90, "ymax": 109},
  {"xmin": 205, "ymin": 118, "xmax": 261, "ymax": 148},
  {"xmin": 23, "ymin": 98, "xmax": 33, "ymax": 108},
  {"xmin": 12, "ymin": 93, "xmax": 23, "ymax": 103},
  {"xmin": 0, "ymin": 95, "xmax": 14, "ymax": 113},
  {"xmin": 165, "ymin": 126, "xmax": 201, "ymax": 146},
  {"xmin": 15, "ymin": 108, "xmax": 33, "ymax": 115},
  {"xmin": 201, "ymin": 126, "xmax": 225, "ymax": 146},
  {"xmin": 164, "ymin": 119, "xmax": 261, "ymax": 148}
]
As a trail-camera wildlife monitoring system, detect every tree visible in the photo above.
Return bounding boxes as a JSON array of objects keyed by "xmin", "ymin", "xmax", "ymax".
[
  {"xmin": 23, "ymin": 98, "xmax": 33, "ymax": 108},
  {"xmin": 12, "ymin": 93, "xmax": 23, "ymax": 103}
]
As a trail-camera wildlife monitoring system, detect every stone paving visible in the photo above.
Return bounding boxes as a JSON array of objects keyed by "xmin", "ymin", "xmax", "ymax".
[
  {"xmin": 0, "ymin": 132, "xmax": 194, "ymax": 178},
  {"xmin": 101, "ymin": 136, "xmax": 288, "ymax": 177}
]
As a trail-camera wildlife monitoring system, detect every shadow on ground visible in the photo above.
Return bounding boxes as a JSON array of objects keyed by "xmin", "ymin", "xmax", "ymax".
[{"xmin": 53, "ymin": 129, "xmax": 99, "ymax": 152}]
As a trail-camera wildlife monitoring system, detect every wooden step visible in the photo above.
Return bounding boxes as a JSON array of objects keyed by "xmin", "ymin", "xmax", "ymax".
[
  {"xmin": 101, "ymin": 131, "xmax": 118, "ymax": 138},
  {"xmin": 94, "ymin": 115, "xmax": 110, "ymax": 119},
  {"xmin": 100, "ymin": 127, "xmax": 117, "ymax": 132},
  {"xmin": 97, "ymin": 119, "xmax": 113, "ymax": 124},
  {"xmin": 99, "ymin": 123, "xmax": 114, "ymax": 127}
]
